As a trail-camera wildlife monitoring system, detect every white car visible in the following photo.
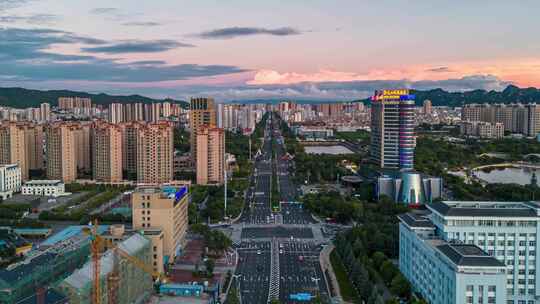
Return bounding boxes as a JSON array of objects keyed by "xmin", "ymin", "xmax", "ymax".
[{"xmin": 257, "ymin": 250, "xmax": 261, "ymax": 255}]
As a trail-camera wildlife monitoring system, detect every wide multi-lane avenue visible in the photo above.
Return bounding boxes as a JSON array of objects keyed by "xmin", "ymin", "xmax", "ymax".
[{"xmin": 230, "ymin": 113, "xmax": 331, "ymax": 304}]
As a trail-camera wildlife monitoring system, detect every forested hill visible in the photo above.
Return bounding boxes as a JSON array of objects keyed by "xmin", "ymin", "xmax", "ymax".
[
  {"xmin": 0, "ymin": 87, "xmax": 188, "ymax": 108},
  {"xmin": 360, "ymin": 85, "xmax": 540, "ymax": 107},
  {"xmin": 2, "ymin": 85, "xmax": 540, "ymax": 109}
]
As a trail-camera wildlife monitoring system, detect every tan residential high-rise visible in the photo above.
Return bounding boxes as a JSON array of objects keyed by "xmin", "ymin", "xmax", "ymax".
[
  {"xmin": 190, "ymin": 97, "xmax": 216, "ymax": 165},
  {"xmin": 136, "ymin": 122, "xmax": 173, "ymax": 184},
  {"xmin": 93, "ymin": 123, "xmax": 123, "ymax": 182},
  {"xmin": 196, "ymin": 126, "xmax": 225, "ymax": 185},
  {"xmin": 45, "ymin": 123, "xmax": 77, "ymax": 183},
  {"xmin": 423, "ymin": 99, "xmax": 432, "ymax": 115},
  {"xmin": 151, "ymin": 103, "xmax": 161, "ymax": 122},
  {"xmin": 73, "ymin": 123, "xmax": 92, "ymax": 174},
  {"xmin": 132, "ymin": 186, "xmax": 189, "ymax": 266},
  {"xmin": 22, "ymin": 124, "xmax": 44, "ymax": 171},
  {"xmin": 525, "ymin": 104, "xmax": 540, "ymax": 137},
  {"xmin": 120, "ymin": 121, "xmax": 144, "ymax": 180},
  {"xmin": 108, "ymin": 103, "xmax": 124, "ymax": 124},
  {"xmin": 0, "ymin": 122, "xmax": 28, "ymax": 180},
  {"xmin": 40, "ymin": 103, "xmax": 51, "ymax": 122},
  {"xmin": 162, "ymin": 102, "xmax": 171, "ymax": 118},
  {"xmin": 58, "ymin": 97, "xmax": 91, "ymax": 110}
]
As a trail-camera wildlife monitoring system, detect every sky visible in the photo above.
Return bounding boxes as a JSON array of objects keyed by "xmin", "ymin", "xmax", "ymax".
[{"xmin": 0, "ymin": 0, "xmax": 539, "ymax": 101}]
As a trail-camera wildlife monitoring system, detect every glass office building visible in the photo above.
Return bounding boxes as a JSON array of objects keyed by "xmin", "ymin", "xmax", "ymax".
[
  {"xmin": 376, "ymin": 171, "xmax": 443, "ymax": 205},
  {"xmin": 370, "ymin": 90, "xmax": 415, "ymax": 170}
]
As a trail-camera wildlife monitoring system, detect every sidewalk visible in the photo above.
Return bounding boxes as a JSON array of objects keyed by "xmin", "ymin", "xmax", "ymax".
[{"xmin": 319, "ymin": 244, "xmax": 352, "ymax": 304}]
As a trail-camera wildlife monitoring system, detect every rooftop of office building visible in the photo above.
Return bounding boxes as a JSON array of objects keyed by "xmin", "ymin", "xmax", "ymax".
[
  {"xmin": 0, "ymin": 163, "xmax": 19, "ymax": 169},
  {"xmin": 399, "ymin": 211, "xmax": 506, "ymax": 268},
  {"xmin": 377, "ymin": 169, "xmax": 439, "ymax": 179},
  {"xmin": 429, "ymin": 201, "xmax": 540, "ymax": 218},
  {"xmin": 397, "ymin": 212, "xmax": 435, "ymax": 229},
  {"xmin": 23, "ymin": 179, "xmax": 63, "ymax": 186},
  {"xmin": 134, "ymin": 185, "xmax": 188, "ymax": 205},
  {"xmin": 436, "ymin": 243, "xmax": 506, "ymax": 268}
]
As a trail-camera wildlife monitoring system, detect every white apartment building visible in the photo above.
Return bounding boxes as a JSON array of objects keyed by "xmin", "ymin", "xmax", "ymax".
[{"xmin": 0, "ymin": 164, "xmax": 21, "ymax": 199}]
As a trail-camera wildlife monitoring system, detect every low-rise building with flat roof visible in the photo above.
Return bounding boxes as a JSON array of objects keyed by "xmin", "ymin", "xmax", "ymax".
[{"xmin": 21, "ymin": 179, "xmax": 67, "ymax": 197}]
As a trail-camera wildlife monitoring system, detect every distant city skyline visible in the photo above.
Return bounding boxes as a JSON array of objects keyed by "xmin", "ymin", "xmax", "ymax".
[{"xmin": 1, "ymin": 0, "xmax": 539, "ymax": 100}]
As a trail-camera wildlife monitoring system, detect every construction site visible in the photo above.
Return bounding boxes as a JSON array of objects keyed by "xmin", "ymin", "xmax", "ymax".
[
  {"xmin": 0, "ymin": 223, "xmax": 221, "ymax": 304},
  {"xmin": 0, "ymin": 226, "xmax": 94, "ymax": 304},
  {"xmin": 58, "ymin": 232, "xmax": 154, "ymax": 304},
  {"xmin": 0, "ymin": 185, "xmax": 225, "ymax": 304}
]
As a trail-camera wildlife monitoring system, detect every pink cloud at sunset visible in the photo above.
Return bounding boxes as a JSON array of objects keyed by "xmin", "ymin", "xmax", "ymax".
[{"xmin": 247, "ymin": 59, "xmax": 540, "ymax": 88}]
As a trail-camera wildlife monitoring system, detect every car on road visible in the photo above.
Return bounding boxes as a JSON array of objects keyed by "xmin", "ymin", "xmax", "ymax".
[{"xmin": 257, "ymin": 250, "xmax": 261, "ymax": 255}]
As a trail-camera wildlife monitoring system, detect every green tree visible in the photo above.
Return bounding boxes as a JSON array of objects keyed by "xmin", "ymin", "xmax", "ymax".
[
  {"xmin": 371, "ymin": 251, "xmax": 386, "ymax": 270},
  {"xmin": 227, "ymin": 286, "xmax": 240, "ymax": 304},
  {"xmin": 205, "ymin": 258, "xmax": 215, "ymax": 276},
  {"xmin": 390, "ymin": 273, "xmax": 411, "ymax": 298},
  {"xmin": 380, "ymin": 261, "xmax": 397, "ymax": 285}
]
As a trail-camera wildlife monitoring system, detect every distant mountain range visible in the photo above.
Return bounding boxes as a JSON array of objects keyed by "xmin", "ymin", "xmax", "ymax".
[
  {"xmin": 361, "ymin": 85, "xmax": 540, "ymax": 107},
  {"xmin": 230, "ymin": 85, "xmax": 540, "ymax": 106},
  {"xmin": 410, "ymin": 85, "xmax": 540, "ymax": 107},
  {"xmin": 1, "ymin": 85, "xmax": 539, "ymax": 109},
  {"xmin": 0, "ymin": 87, "xmax": 188, "ymax": 109}
]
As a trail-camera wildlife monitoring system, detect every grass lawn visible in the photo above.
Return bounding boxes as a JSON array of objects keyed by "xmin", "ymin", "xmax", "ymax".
[{"xmin": 330, "ymin": 249, "xmax": 361, "ymax": 303}]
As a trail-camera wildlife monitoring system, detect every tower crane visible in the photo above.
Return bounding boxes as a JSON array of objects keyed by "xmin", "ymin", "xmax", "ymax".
[{"xmin": 84, "ymin": 221, "xmax": 169, "ymax": 304}]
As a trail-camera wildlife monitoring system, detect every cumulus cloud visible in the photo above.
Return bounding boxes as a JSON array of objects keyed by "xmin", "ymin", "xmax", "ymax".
[
  {"xmin": 0, "ymin": 62, "xmax": 248, "ymax": 82},
  {"xmin": 0, "ymin": 0, "xmax": 31, "ymax": 11},
  {"xmin": 0, "ymin": 73, "xmax": 514, "ymax": 101},
  {"xmin": 122, "ymin": 21, "xmax": 160, "ymax": 27},
  {"xmin": 426, "ymin": 66, "xmax": 452, "ymax": 73},
  {"xmin": 196, "ymin": 26, "xmax": 301, "ymax": 39},
  {"xmin": 129, "ymin": 60, "xmax": 167, "ymax": 65},
  {"xmin": 90, "ymin": 7, "xmax": 119, "ymax": 15},
  {"xmin": 0, "ymin": 27, "xmax": 247, "ymax": 82},
  {"xmin": 193, "ymin": 75, "xmax": 513, "ymax": 101},
  {"xmin": 0, "ymin": 28, "xmax": 105, "ymax": 61},
  {"xmin": 248, "ymin": 69, "xmax": 369, "ymax": 85},
  {"xmin": 82, "ymin": 40, "xmax": 194, "ymax": 54},
  {"xmin": 0, "ymin": 1, "xmax": 58, "ymax": 26},
  {"xmin": 0, "ymin": 13, "xmax": 57, "ymax": 25}
]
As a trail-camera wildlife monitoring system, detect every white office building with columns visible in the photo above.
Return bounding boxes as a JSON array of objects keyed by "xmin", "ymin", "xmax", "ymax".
[{"xmin": 408, "ymin": 201, "xmax": 540, "ymax": 304}]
